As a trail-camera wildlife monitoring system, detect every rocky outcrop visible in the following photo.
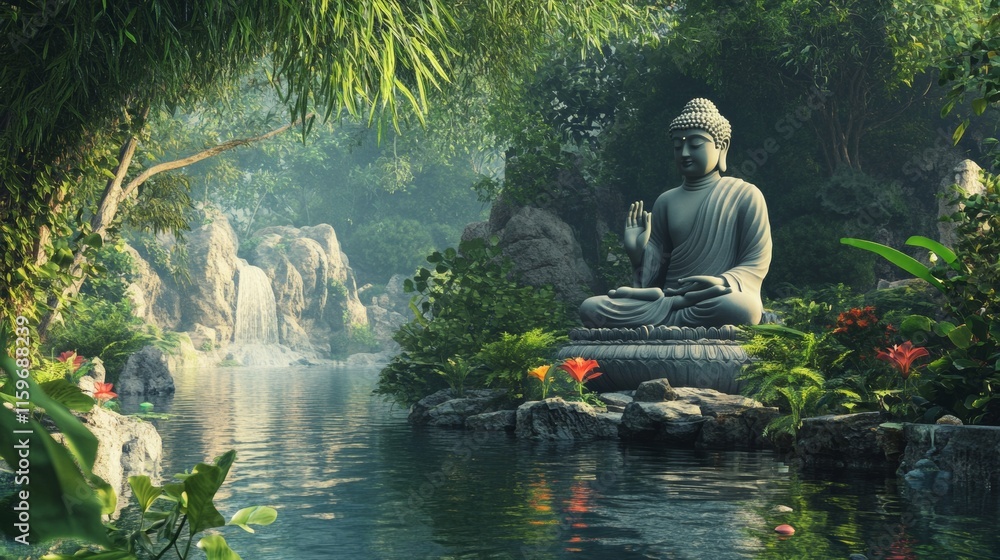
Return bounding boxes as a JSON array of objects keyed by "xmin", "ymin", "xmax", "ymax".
[
  {"xmin": 117, "ymin": 346, "xmax": 175, "ymax": 396},
  {"xmin": 123, "ymin": 244, "xmax": 182, "ymax": 331},
  {"xmin": 83, "ymin": 407, "xmax": 162, "ymax": 516},
  {"xmin": 408, "ymin": 389, "xmax": 507, "ymax": 426},
  {"xmin": 795, "ymin": 412, "xmax": 897, "ymax": 471},
  {"xmin": 366, "ymin": 274, "xmax": 410, "ymax": 349},
  {"xmin": 900, "ymin": 424, "xmax": 1000, "ymax": 487},
  {"xmin": 618, "ymin": 401, "xmax": 705, "ymax": 444},
  {"xmin": 466, "ymin": 410, "xmax": 517, "ymax": 432},
  {"xmin": 181, "ymin": 209, "xmax": 240, "ymax": 343},
  {"xmin": 250, "ymin": 224, "xmax": 369, "ymax": 354},
  {"xmin": 515, "ymin": 398, "xmax": 620, "ymax": 441},
  {"xmin": 939, "ymin": 159, "xmax": 985, "ymax": 247},
  {"xmin": 617, "ymin": 379, "xmax": 776, "ymax": 449}
]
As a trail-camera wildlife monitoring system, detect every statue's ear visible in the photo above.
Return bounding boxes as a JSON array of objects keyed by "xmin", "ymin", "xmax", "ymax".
[{"xmin": 718, "ymin": 139, "xmax": 730, "ymax": 173}]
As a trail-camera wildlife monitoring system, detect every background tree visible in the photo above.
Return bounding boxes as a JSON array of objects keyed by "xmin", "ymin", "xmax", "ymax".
[{"xmin": 0, "ymin": 0, "xmax": 660, "ymax": 329}]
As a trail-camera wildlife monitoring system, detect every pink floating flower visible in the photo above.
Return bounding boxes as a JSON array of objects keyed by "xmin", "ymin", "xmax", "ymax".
[{"xmin": 774, "ymin": 524, "xmax": 795, "ymax": 535}]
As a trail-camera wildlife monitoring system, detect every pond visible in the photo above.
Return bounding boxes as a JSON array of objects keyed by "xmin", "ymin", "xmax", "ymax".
[{"xmin": 9, "ymin": 365, "xmax": 998, "ymax": 559}]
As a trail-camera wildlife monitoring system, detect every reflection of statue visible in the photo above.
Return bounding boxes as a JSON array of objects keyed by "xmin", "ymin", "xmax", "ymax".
[{"xmin": 580, "ymin": 99, "xmax": 771, "ymax": 328}]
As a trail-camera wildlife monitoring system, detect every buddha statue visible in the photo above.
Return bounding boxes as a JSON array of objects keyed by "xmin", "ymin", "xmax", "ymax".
[{"xmin": 580, "ymin": 98, "xmax": 772, "ymax": 328}]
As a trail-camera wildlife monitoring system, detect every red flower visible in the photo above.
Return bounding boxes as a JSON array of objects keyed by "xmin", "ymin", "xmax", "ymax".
[
  {"xmin": 57, "ymin": 350, "xmax": 85, "ymax": 372},
  {"xmin": 93, "ymin": 382, "xmax": 118, "ymax": 405},
  {"xmin": 877, "ymin": 341, "xmax": 930, "ymax": 379},
  {"xmin": 559, "ymin": 357, "xmax": 602, "ymax": 384}
]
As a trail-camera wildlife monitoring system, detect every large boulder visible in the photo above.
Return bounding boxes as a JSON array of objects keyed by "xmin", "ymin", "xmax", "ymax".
[
  {"xmin": 795, "ymin": 412, "xmax": 896, "ymax": 470},
  {"xmin": 117, "ymin": 346, "xmax": 175, "ymax": 396},
  {"xmin": 181, "ymin": 209, "xmax": 239, "ymax": 343},
  {"xmin": 466, "ymin": 410, "xmax": 517, "ymax": 432},
  {"xmin": 618, "ymin": 401, "xmax": 705, "ymax": 444},
  {"xmin": 408, "ymin": 389, "xmax": 506, "ymax": 426},
  {"xmin": 250, "ymin": 224, "xmax": 369, "ymax": 353},
  {"xmin": 82, "ymin": 407, "xmax": 162, "ymax": 516},
  {"xmin": 515, "ymin": 398, "xmax": 619, "ymax": 441},
  {"xmin": 123, "ymin": 244, "xmax": 182, "ymax": 331},
  {"xmin": 938, "ymin": 159, "xmax": 985, "ymax": 247}
]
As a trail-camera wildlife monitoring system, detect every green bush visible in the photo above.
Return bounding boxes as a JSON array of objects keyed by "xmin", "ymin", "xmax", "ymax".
[
  {"xmin": 346, "ymin": 218, "xmax": 437, "ymax": 282},
  {"xmin": 376, "ymin": 238, "xmax": 573, "ymax": 405},
  {"xmin": 476, "ymin": 328, "xmax": 567, "ymax": 399},
  {"xmin": 45, "ymin": 297, "xmax": 178, "ymax": 385}
]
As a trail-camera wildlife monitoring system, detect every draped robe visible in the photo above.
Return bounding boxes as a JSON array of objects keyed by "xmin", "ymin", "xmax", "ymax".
[{"xmin": 580, "ymin": 176, "xmax": 771, "ymax": 328}]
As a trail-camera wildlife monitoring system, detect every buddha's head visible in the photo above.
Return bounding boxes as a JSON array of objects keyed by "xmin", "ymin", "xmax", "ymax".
[{"xmin": 668, "ymin": 98, "xmax": 731, "ymax": 178}]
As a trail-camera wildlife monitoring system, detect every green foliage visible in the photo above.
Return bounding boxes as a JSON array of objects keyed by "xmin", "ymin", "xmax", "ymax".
[
  {"xmin": 476, "ymin": 329, "xmax": 567, "ymax": 398},
  {"xmin": 740, "ymin": 326, "xmax": 857, "ymax": 439},
  {"xmin": 842, "ymin": 175, "xmax": 1000, "ymax": 423},
  {"xmin": 766, "ymin": 283, "xmax": 860, "ymax": 333},
  {"xmin": 597, "ymin": 232, "xmax": 633, "ymax": 292},
  {"xmin": 435, "ymin": 357, "xmax": 479, "ymax": 397},
  {"xmin": 330, "ymin": 324, "xmax": 381, "ymax": 360},
  {"xmin": 376, "ymin": 238, "xmax": 573, "ymax": 405},
  {"xmin": 46, "ymin": 297, "xmax": 180, "ymax": 384},
  {"xmin": 347, "ymin": 219, "xmax": 437, "ymax": 282}
]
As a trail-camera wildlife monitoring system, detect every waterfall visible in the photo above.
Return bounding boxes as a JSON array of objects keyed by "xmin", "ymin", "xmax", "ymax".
[
  {"xmin": 229, "ymin": 261, "xmax": 306, "ymax": 366},
  {"xmin": 234, "ymin": 265, "xmax": 279, "ymax": 345}
]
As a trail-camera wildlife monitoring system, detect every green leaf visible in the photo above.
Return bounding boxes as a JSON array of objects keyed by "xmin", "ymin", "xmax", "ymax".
[
  {"xmin": 82, "ymin": 232, "xmax": 104, "ymax": 248},
  {"xmin": 972, "ymin": 98, "xmax": 988, "ymax": 115},
  {"xmin": 183, "ymin": 450, "xmax": 236, "ymax": 535},
  {"xmin": 904, "ymin": 236, "xmax": 959, "ymax": 270},
  {"xmin": 745, "ymin": 324, "xmax": 809, "ymax": 338},
  {"xmin": 953, "ymin": 118, "xmax": 969, "ymax": 145},
  {"xmin": 948, "ymin": 325, "xmax": 974, "ymax": 349},
  {"xmin": 228, "ymin": 505, "xmax": 278, "ymax": 533},
  {"xmin": 953, "ymin": 358, "xmax": 979, "ymax": 370},
  {"xmin": 197, "ymin": 534, "xmax": 242, "ymax": 560},
  {"xmin": 900, "ymin": 315, "xmax": 934, "ymax": 337},
  {"xmin": 840, "ymin": 238, "xmax": 944, "ymax": 291},
  {"xmin": 40, "ymin": 379, "xmax": 95, "ymax": 412},
  {"xmin": 90, "ymin": 474, "xmax": 117, "ymax": 515},
  {"xmin": 129, "ymin": 475, "xmax": 163, "ymax": 513}
]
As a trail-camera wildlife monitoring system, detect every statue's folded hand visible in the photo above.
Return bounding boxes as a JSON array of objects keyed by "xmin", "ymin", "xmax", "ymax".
[{"xmin": 674, "ymin": 284, "xmax": 732, "ymax": 309}]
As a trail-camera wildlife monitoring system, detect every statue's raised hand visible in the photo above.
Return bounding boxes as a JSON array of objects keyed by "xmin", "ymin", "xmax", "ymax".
[{"xmin": 624, "ymin": 201, "xmax": 651, "ymax": 267}]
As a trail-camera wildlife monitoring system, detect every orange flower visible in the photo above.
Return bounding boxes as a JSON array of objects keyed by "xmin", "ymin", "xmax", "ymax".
[
  {"xmin": 559, "ymin": 357, "xmax": 602, "ymax": 384},
  {"xmin": 528, "ymin": 365, "xmax": 551, "ymax": 382},
  {"xmin": 877, "ymin": 341, "xmax": 930, "ymax": 379},
  {"xmin": 93, "ymin": 382, "xmax": 118, "ymax": 405},
  {"xmin": 528, "ymin": 365, "xmax": 553, "ymax": 398}
]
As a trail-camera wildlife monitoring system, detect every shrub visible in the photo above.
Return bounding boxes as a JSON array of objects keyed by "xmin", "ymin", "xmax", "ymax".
[
  {"xmin": 476, "ymin": 329, "xmax": 566, "ymax": 399},
  {"xmin": 376, "ymin": 238, "xmax": 573, "ymax": 405}
]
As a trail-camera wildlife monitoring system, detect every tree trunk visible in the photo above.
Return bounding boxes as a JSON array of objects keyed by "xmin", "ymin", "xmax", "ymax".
[{"xmin": 36, "ymin": 114, "xmax": 312, "ymax": 338}]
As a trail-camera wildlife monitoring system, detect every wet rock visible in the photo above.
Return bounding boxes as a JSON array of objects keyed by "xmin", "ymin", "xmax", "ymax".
[
  {"xmin": 936, "ymin": 414, "xmax": 963, "ymax": 426},
  {"xmin": 466, "ymin": 410, "xmax": 517, "ymax": 432},
  {"xmin": 118, "ymin": 346, "xmax": 175, "ymax": 396},
  {"xmin": 515, "ymin": 398, "xmax": 618, "ymax": 441},
  {"xmin": 795, "ymin": 412, "xmax": 896, "ymax": 470},
  {"xmin": 698, "ymin": 406, "xmax": 780, "ymax": 450},
  {"xmin": 81, "ymin": 407, "xmax": 161, "ymax": 516},
  {"xmin": 427, "ymin": 394, "xmax": 505, "ymax": 427},
  {"xmin": 633, "ymin": 379, "xmax": 678, "ymax": 402},
  {"xmin": 598, "ymin": 392, "xmax": 633, "ymax": 412},
  {"xmin": 771, "ymin": 505, "xmax": 793, "ymax": 513},
  {"xmin": 181, "ymin": 209, "xmax": 239, "ymax": 343},
  {"xmin": 408, "ymin": 389, "xmax": 505, "ymax": 426},
  {"xmin": 618, "ymin": 401, "xmax": 705, "ymax": 444},
  {"xmin": 901, "ymin": 424, "xmax": 1000, "ymax": 487}
]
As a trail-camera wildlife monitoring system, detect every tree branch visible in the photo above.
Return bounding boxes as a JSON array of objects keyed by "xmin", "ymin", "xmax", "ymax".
[{"xmin": 121, "ymin": 114, "xmax": 314, "ymax": 200}]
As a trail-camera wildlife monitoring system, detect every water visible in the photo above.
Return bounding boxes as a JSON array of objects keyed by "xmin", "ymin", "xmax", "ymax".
[
  {"xmin": 231, "ymin": 262, "xmax": 307, "ymax": 366},
  {"xmin": 116, "ymin": 366, "xmax": 1000, "ymax": 559},
  {"xmin": 233, "ymin": 263, "xmax": 279, "ymax": 345}
]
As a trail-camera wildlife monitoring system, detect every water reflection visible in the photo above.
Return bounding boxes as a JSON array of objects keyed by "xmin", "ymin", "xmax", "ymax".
[{"xmin": 109, "ymin": 366, "xmax": 1000, "ymax": 560}]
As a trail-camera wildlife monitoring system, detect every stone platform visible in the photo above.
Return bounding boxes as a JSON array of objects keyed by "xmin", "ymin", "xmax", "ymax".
[{"xmin": 555, "ymin": 325, "xmax": 750, "ymax": 394}]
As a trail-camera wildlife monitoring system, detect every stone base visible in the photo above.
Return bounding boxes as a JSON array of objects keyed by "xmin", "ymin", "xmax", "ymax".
[{"xmin": 555, "ymin": 325, "xmax": 750, "ymax": 394}]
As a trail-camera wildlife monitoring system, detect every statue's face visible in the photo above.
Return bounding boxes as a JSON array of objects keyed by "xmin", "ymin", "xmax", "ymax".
[{"xmin": 672, "ymin": 128, "xmax": 726, "ymax": 178}]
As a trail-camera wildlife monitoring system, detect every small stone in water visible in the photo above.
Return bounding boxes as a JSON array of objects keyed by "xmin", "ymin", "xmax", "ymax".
[
  {"xmin": 771, "ymin": 505, "xmax": 793, "ymax": 513},
  {"xmin": 848, "ymin": 554, "xmax": 868, "ymax": 560},
  {"xmin": 774, "ymin": 524, "xmax": 795, "ymax": 535},
  {"xmin": 936, "ymin": 414, "xmax": 963, "ymax": 426}
]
